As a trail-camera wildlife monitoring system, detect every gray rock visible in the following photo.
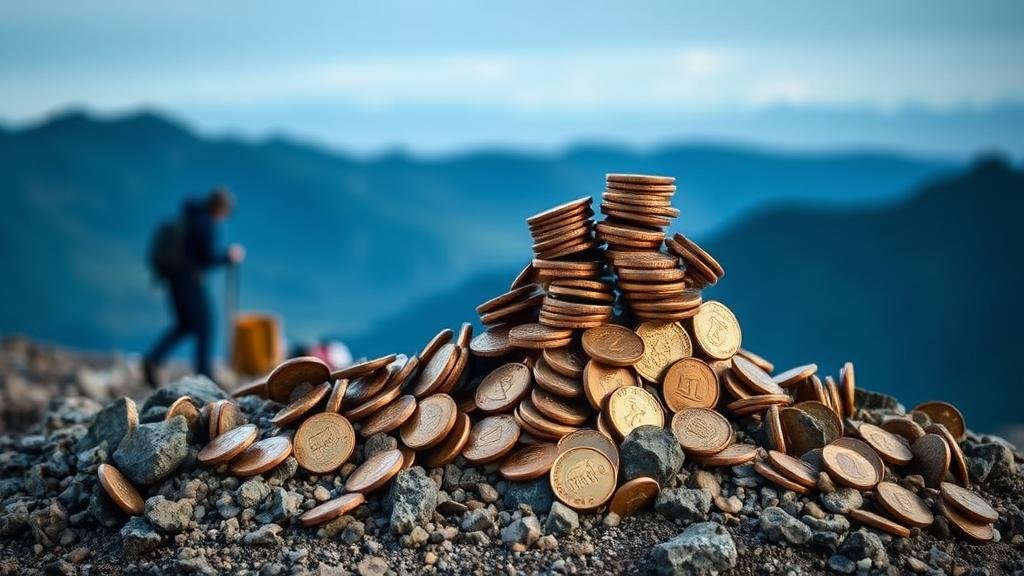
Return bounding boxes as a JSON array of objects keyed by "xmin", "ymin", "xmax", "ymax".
[
  {"xmin": 357, "ymin": 557, "xmax": 388, "ymax": 576},
  {"xmin": 927, "ymin": 545, "xmax": 953, "ymax": 571},
  {"xmin": 257, "ymin": 488, "xmax": 302, "ymax": 524},
  {"xmin": 648, "ymin": 521, "xmax": 737, "ymax": 576},
  {"xmin": 82, "ymin": 397, "xmax": 137, "ymax": 452},
  {"xmin": 827, "ymin": 554, "xmax": 856, "ymax": 574},
  {"xmin": 820, "ymin": 488, "xmax": 863, "ymax": 514},
  {"xmin": 620, "ymin": 425, "xmax": 685, "ymax": 486},
  {"xmin": 29, "ymin": 501, "xmax": 67, "ymax": 546},
  {"xmin": 840, "ymin": 529, "xmax": 888, "ymax": 567},
  {"xmin": 142, "ymin": 375, "xmax": 228, "ymax": 413},
  {"xmin": 854, "ymin": 388, "xmax": 902, "ymax": 412},
  {"xmin": 503, "ymin": 477, "xmax": 554, "ymax": 513},
  {"xmin": 963, "ymin": 441, "xmax": 1016, "ymax": 480},
  {"xmin": 801, "ymin": 514, "xmax": 850, "ymax": 534},
  {"xmin": 265, "ymin": 457, "xmax": 298, "ymax": 485},
  {"xmin": 364, "ymin": 434, "xmax": 398, "ymax": 458},
  {"xmin": 760, "ymin": 506, "xmax": 812, "ymax": 545},
  {"xmin": 145, "ymin": 496, "xmax": 193, "ymax": 533},
  {"xmin": 461, "ymin": 509, "xmax": 494, "ymax": 532},
  {"xmin": 0, "ymin": 501, "xmax": 30, "ymax": 536},
  {"xmin": 87, "ymin": 484, "xmax": 124, "ymax": 528},
  {"xmin": 236, "ymin": 478, "xmax": 271, "ymax": 509},
  {"xmin": 120, "ymin": 517, "xmax": 162, "ymax": 557},
  {"xmin": 385, "ymin": 467, "xmax": 438, "ymax": 535},
  {"xmin": 544, "ymin": 502, "xmax": 579, "ymax": 536},
  {"xmin": 501, "ymin": 516, "xmax": 541, "ymax": 548},
  {"xmin": 112, "ymin": 416, "xmax": 189, "ymax": 486},
  {"xmin": 654, "ymin": 488, "xmax": 711, "ymax": 523},
  {"xmin": 244, "ymin": 524, "xmax": 283, "ymax": 547}
]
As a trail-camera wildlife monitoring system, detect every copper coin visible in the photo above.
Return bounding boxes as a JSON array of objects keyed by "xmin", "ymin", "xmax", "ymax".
[
  {"xmin": 582, "ymin": 360, "xmax": 636, "ymax": 409},
  {"xmin": 617, "ymin": 266, "xmax": 687, "ymax": 282},
  {"xmin": 543, "ymin": 347, "xmax": 586, "ymax": 378},
  {"xmin": 669, "ymin": 232, "xmax": 724, "ymax": 277},
  {"xmin": 926, "ymin": 423, "xmax": 970, "ymax": 487},
  {"xmin": 912, "ymin": 401, "xmax": 965, "ymax": 440},
  {"xmin": 515, "ymin": 407, "xmax": 561, "ymax": 441},
  {"xmin": 752, "ymin": 460, "xmax": 810, "ymax": 494},
  {"xmin": 595, "ymin": 410, "xmax": 615, "ymax": 440},
  {"xmin": 693, "ymin": 443, "xmax": 759, "ymax": 467},
  {"xmin": 731, "ymin": 356, "xmax": 785, "ymax": 396},
  {"xmin": 325, "ymin": 379, "xmax": 349, "ymax": 413},
  {"xmin": 690, "ymin": 301, "xmax": 741, "ymax": 359},
  {"xmin": 766, "ymin": 450, "xmax": 818, "ymax": 488},
  {"xmin": 825, "ymin": 376, "xmax": 843, "ymax": 419},
  {"xmin": 606, "ymin": 386, "xmax": 664, "ymax": 439},
  {"xmin": 632, "ymin": 322, "xmax": 691, "ymax": 383},
  {"xmin": 233, "ymin": 379, "xmax": 268, "ymax": 398},
  {"xmin": 881, "ymin": 416, "xmax": 926, "ymax": 442},
  {"xmin": 477, "ymin": 285, "xmax": 544, "ymax": 314},
  {"xmin": 875, "ymin": 481, "xmax": 934, "ymax": 528},
  {"xmin": 206, "ymin": 400, "xmax": 225, "ymax": 440},
  {"xmin": 772, "ymin": 364, "xmax": 817, "ymax": 388},
  {"xmin": 722, "ymin": 369, "xmax": 754, "ymax": 400},
  {"xmin": 166, "ymin": 396, "xmax": 201, "ymax": 431},
  {"xmin": 475, "ymin": 362, "xmax": 532, "ymax": 413},
  {"xmin": 531, "ymin": 388, "xmax": 591, "ymax": 426},
  {"xmin": 345, "ymin": 365, "xmax": 394, "ymax": 405},
  {"xmin": 736, "ymin": 348, "xmax": 774, "ymax": 373},
  {"xmin": 858, "ymin": 423, "xmax": 913, "ymax": 466},
  {"xmin": 765, "ymin": 405, "xmax": 787, "ymax": 454},
  {"xmin": 728, "ymin": 394, "xmax": 792, "ymax": 414},
  {"xmin": 606, "ymin": 173, "xmax": 675, "ymax": 185},
  {"xmin": 822, "ymin": 442, "xmax": 878, "ymax": 489},
  {"xmin": 509, "ymin": 323, "xmax": 572, "ymax": 344},
  {"xmin": 345, "ymin": 449, "xmax": 404, "ymax": 494},
  {"xmin": 609, "ymin": 477, "xmax": 660, "ymax": 517},
  {"xmin": 198, "ymin": 423, "xmax": 259, "ymax": 466},
  {"xmin": 471, "ymin": 324, "xmax": 515, "ymax": 358},
  {"xmin": 418, "ymin": 328, "xmax": 454, "ymax": 364},
  {"xmin": 671, "ymin": 408, "xmax": 733, "ymax": 455},
  {"xmin": 527, "ymin": 196, "xmax": 592, "ymax": 225},
  {"xmin": 779, "ymin": 403, "xmax": 840, "ymax": 456},
  {"xmin": 848, "ymin": 508, "xmax": 911, "ymax": 538},
  {"xmin": 267, "ymin": 356, "xmax": 331, "ymax": 403},
  {"xmin": 557, "ymin": 429, "xmax": 620, "ymax": 469},
  {"xmin": 581, "ymin": 325, "xmax": 645, "ymax": 367},
  {"xmin": 400, "ymin": 394, "xmax": 457, "ymax": 450},
  {"xmin": 331, "ymin": 354, "xmax": 397, "ymax": 381},
  {"xmin": 390, "ymin": 354, "xmax": 421, "ymax": 389},
  {"xmin": 833, "ymin": 437, "xmax": 886, "ymax": 482},
  {"xmin": 509, "ymin": 262, "xmax": 536, "ymax": 289},
  {"xmin": 217, "ymin": 401, "xmax": 245, "ymax": 436},
  {"xmin": 420, "ymin": 412, "xmax": 472, "ymax": 469},
  {"xmin": 839, "ymin": 362, "xmax": 856, "ymax": 417},
  {"xmin": 359, "ymin": 395, "xmax": 417, "ymax": 437},
  {"xmin": 299, "ymin": 493, "xmax": 365, "ymax": 527},
  {"xmin": 97, "ymin": 463, "xmax": 145, "ymax": 516},
  {"xmin": 940, "ymin": 500, "xmax": 994, "ymax": 543},
  {"xmin": 436, "ymin": 345, "xmax": 469, "ymax": 394},
  {"xmin": 400, "ymin": 445, "xmax": 416, "ymax": 469},
  {"xmin": 518, "ymin": 398, "xmax": 580, "ymax": 438},
  {"xmin": 940, "ymin": 482, "xmax": 998, "ymax": 524},
  {"xmin": 662, "ymin": 358, "xmax": 719, "ymax": 412},
  {"xmin": 412, "ymin": 343, "xmax": 458, "ymax": 397},
  {"xmin": 550, "ymin": 446, "xmax": 616, "ymax": 511},
  {"xmin": 462, "ymin": 414, "xmax": 521, "ymax": 464},
  {"xmin": 344, "ymin": 379, "xmax": 404, "ymax": 422},
  {"xmin": 912, "ymin": 433, "xmax": 951, "ymax": 488},
  {"xmin": 534, "ymin": 357, "xmax": 584, "ymax": 398},
  {"xmin": 499, "ymin": 443, "xmax": 560, "ymax": 481},
  {"xmin": 230, "ymin": 436, "xmax": 293, "ymax": 477},
  {"xmin": 293, "ymin": 412, "xmax": 356, "ymax": 474},
  {"xmin": 272, "ymin": 381, "xmax": 330, "ymax": 428}
]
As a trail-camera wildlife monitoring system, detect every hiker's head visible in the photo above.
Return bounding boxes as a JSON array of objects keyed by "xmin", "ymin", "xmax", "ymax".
[{"xmin": 207, "ymin": 187, "xmax": 235, "ymax": 220}]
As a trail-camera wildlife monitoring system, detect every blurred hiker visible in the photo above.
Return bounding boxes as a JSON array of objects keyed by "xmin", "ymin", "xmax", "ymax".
[{"xmin": 144, "ymin": 187, "xmax": 245, "ymax": 386}]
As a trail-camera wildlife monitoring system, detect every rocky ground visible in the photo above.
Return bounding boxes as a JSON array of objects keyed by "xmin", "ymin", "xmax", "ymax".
[{"xmin": 2, "ymin": 339, "xmax": 1024, "ymax": 575}]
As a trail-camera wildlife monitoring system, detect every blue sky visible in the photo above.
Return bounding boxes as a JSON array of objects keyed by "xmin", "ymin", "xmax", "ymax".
[{"xmin": 1, "ymin": 1, "xmax": 1023, "ymax": 156}]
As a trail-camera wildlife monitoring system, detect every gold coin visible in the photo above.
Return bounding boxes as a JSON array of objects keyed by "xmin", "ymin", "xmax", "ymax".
[
  {"xmin": 606, "ymin": 386, "xmax": 664, "ymax": 439},
  {"xmin": 420, "ymin": 412, "xmax": 472, "ymax": 469},
  {"xmin": 857, "ymin": 423, "xmax": 913, "ymax": 466},
  {"xmin": 330, "ymin": 354, "xmax": 397, "ymax": 381},
  {"xmin": 582, "ymin": 360, "xmax": 636, "ymax": 409},
  {"xmin": 360, "ymin": 395, "xmax": 417, "ymax": 437},
  {"xmin": 671, "ymin": 408, "xmax": 732, "ymax": 455},
  {"xmin": 97, "ymin": 463, "xmax": 144, "ymax": 516},
  {"xmin": 692, "ymin": 443, "xmax": 758, "ymax": 467},
  {"xmin": 294, "ymin": 412, "xmax": 356, "ymax": 474},
  {"xmin": 412, "ymin": 343, "xmax": 458, "ymax": 397},
  {"xmin": 542, "ymin": 347, "xmax": 586, "ymax": 378},
  {"xmin": 230, "ymin": 436, "xmax": 293, "ymax": 477},
  {"xmin": 766, "ymin": 450, "xmax": 818, "ymax": 488},
  {"xmin": 499, "ymin": 443, "xmax": 560, "ymax": 481},
  {"xmin": 400, "ymin": 394, "xmax": 457, "ymax": 450},
  {"xmin": 875, "ymin": 481, "xmax": 934, "ymax": 528},
  {"xmin": 940, "ymin": 500, "xmax": 994, "ymax": 544},
  {"xmin": 752, "ymin": 460, "xmax": 810, "ymax": 494},
  {"xmin": 324, "ymin": 379, "xmax": 349, "ymax": 414},
  {"xmin": 470, "ymin": 324, "xmax": 515, "ymax": 358},
  {"xmin": 847, "ymin": 508, "xmax": 911, "ymax": 538},
  {"xmin": 550, "ymin": 447, "xmax": 617, "ymax": 511},
  {"xmin": 911, "ymin": 433, "xmax": 951, "ymax": 488},
  {"xmin": 925, "ymin": 423, "xmax": 971, "ymax": 488},
  {"xmin": 690, "ymin": 301, "xmax": 741, "ymax": 359},
  {"xmin": 821, "ymin": 442, "xmax": 878, "ymax": 490},
  {"xmin": 633, "ymin": 322, "xmax": 692, "ymax": 383},
  {"xmin": 271, "ymin": 382, "xmax": 331, "ymax": 428},
  {"xmin": 662, "ymin": 358, "xmax": 719, "ymax": 412},
  {"xmin": 608, "ymin": 477, "xmax": 660, "ymax": 517},
  {"xmin": 345, "ymin": 449, "xmax": 403, "ymax": 494},
  {"xmin": 913, "ymin": 401, "xmax": 965, "ymax": 440},
  {"xmin": 557, "ymin": 429, "xmax": 620, "ymax": 469},
  {"xmin": 267, "ymin": 356, "xmax": 331, "ymax": 403},
  {"xmin": 462, "ymin": 414, "xmax": 521, "ymax": 464},
  {"xmin": 940, "ymin": 481, "xmax": 998, "ymax": 524},
  {"xmin": 531, "ymin": 387, "xmax": 592, "ymax": 426},
  {"xmin": 534, "ymin": 357, "xmax": 584, "ymax": 398},
  {"xmin": 299, "ymin": 493, "xmax": 365, "ymax": 527},
  {"xmin": 198, "ymin": 423, "xmax": 258, "ymax": 466},
  {"xmin": 582, "ymin": 325, "xmax": 645, "ymax": 367},
  {"xmin": 475, "ymin": 362, "xmax": 532, "ymax": 413},
  {"xmin": 731, "ymin": 356, "xmax": 785, "ymax": 396}
]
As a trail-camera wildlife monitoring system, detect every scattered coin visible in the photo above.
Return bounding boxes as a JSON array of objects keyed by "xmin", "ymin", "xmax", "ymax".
[
  {"xmin": 271, "ymin": 381, "xmax": 331, "ymax": 428},
  {"xmin": 875, "ymin": 481, "xmax": 934, "ymax": 528},
  {"xmin": 166, "ymin": 396, "xmax": 201, "ymax": 433},
  {"xmin": 771, "ymin": 364, "xmax": 817, "ymax": 388},
  {"xmin": 412, "ymin": 343, "xmax": 459, "ymax": 397},
  {"xmin": 400, "ymin": 394, "xmax": 458, "ymax": 450},
  {"xmin": 690, "ymin": 301, "xmax": 741, "ymax": 359},
  {"xmin": 462, "ymin": 414, "xmax": 521, "ymax": 464},
  {"xmin": 531, "ymin": 387, "xmax": 592, "ymax": 426},
  {"xmin": 692, "ymin": 443, "xmax": 759, "ymax": 467},
  {"xmin": 858, "ymin": 423, "xmax": 913, "ymax": 466},
  {"xmin": 499, "ymin": 443, "xmax": 560, "ymax": 481},
  {"xmin": 766, "ymin": 450, "xmax": 818, "ymax": 488},
  {"xmin": 324, "ymin": 379, "xmax": 349, "ymax": 414},
  {"xmin": 518, "ymin": 398, "xmax": 580, "ymax": 438},
  {"xmin": 609, "ymin": 477, "xmax": 660, "ymax": 517},
  {"xmin": 912, "ymin": 433, "xmax": 952, "ymax": 488},
  {"xmin": 832, "ymin": 437, "xmax": 886, "ymax": 482},
  {"xmin": 470, "ymin": 325, "xmax": 515, "ymax": 358},
  {"xmin": 881, "ymin": 416, "xmax": 926, "ymax": 442},
  {"xmin": 557, "ymin": 429, "xmax": 620, "ymax": 469},
  {"xmin": 267, "ymin": 356, "xmax": 331, "ymax": 403},
  {"xmin": 550, "ymin": 446, "xmax": 617, "ymax": 510},
  {"xmin": 97, "ymin": 463, "xmax": 145, "ymax": 516},
  {"xmin": 420, "ymin": 412, "xmax": 472, "ymax": 469},
  {"xmin": 940, "ymin": 482, "xmax": 998, "ymax": 524},
  {"xmin": 345, "ymin": 365, "xmax": 395, "ymax": 406},
  {"xmin": 753, "ymin": 459, "xmax": 810, "ymax": 494},
  {"xmin": 294, "ymin": 412, "xmax": 356, "ymax": 474},
  {"xmin": 839, "ymin": 362, "xmax": 856, "ymax": 417},
  {"xmin": 582, "ymin": 325, "xmax": 645, "ymax": 367},
  {"xmin": 765, "ymin": 405, "xmax": 786, "ymax": 454},
  {"xmin": 232, "ymin": 379, "xmax": 267, "ymax": 398},
  {"xmin": 345, "ymin": 449, "xmax": 404, "ymax": 494},
  {"xmin": 509, "ymin": 323, "xmax": 574, "ymax": 349},
  {"xmin": 633, "ymin": 322, "xmax": 692, "ymax": 382},
  {"xmin": 475, "ymin": 363, "xmax": 532, "ymax": 413},
  {"xmin": 926, "ymin": 423, "xmax": 971, "ymax": 488},
  {"xmin": 736, "ymin": 348, "xmax": 774, "ymax": 373},
  {"xmin": 662, "ymin": 357, "xmax": 719, "ymax": 412},
  {"xmin": 230, "ymin": 436, "xmax": 293, "ymax": 477},
  {"xmin": 671, "ymin": 408, "xmax": 733, "ymax": 455},
  {"xmin": 331, "ymin": 354, "xmax": 398, "ymax": 381},
  {"xmin": 731, "ymin": 356, "xmax": 786, "ymax": 396},
  {"xmin": 198, "ymin": 423, "xmax": 259, "ymax": 466},
  {"xmin": 343, "ymin": 378, "xmax": 404, "ymax": 422},
  {"xmin": 940, "ymin": 500, "xmax": 994, "ymax": 544},
  {"xmin": 848, "ymin": 508, "xmax": 911, "ymax": 538},
  {"xmin": 216, "ymin": 401, "xmax": 244, "ymax": 436},
  {"xmin": 299, "ymin": 493, "xmax": 366, "ymax": 527},
  {"xmin": 582, "ymin": 360, "xmax": 636, "ymax": 409},
  {"xmin": 543, "ymin": 347, "xmax": 586, "ymax": 379},
  {"xmin": 822, "ymin": 441, "xmax": 878, "ymax": 490},
  {"xmin": 534, "ymin": 357, "xmax": 584, "ymax": 398},
  {"xmin": 606, "ymin": 386, "xmax": 665, "ymax": 439},
  {"xmin": 912, "ymin": 401, "xmax": 966, "ymax": 440}
]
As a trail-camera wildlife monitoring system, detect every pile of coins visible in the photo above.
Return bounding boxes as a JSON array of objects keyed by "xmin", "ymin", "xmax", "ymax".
[{"xmin": 96, "ymin": 173, "xmax": 998, "ymax": 544}]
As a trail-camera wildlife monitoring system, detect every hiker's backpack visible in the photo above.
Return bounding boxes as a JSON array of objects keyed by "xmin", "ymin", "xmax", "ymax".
[{"xmin": 147, "ymin": 217, "xmax": 187, "ymax": 280}]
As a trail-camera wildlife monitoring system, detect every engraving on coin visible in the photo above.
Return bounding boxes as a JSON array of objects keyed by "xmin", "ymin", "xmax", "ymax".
[
  {"xmin": 662, "ymin": 358, "xmax": 719, "ymax": 411},
  {"xmin": 634, "ymin": 322, "xmax": 692, "ymax": 382},
  {"xmin": 550, "ymin": 447, "xmax": 616, "ymax": 510},
  {"xmin": 822, "ymin": 443, "xmax": 877, "ymax": 489},
  {"xmin": 671, "ymin": 408, "xmax": 732, "ymax": 455},
  {"xmin": 462, "ymin": 414, "xmax": 521, "ymax": 464},
  {"xmin": 582, "ymin": 325, "xmax": 645, "ymax": 367},
  {"xmin": 400, "ymin": 394, "xmax": 457, "ymax": 450},
  {"xmin": 475, "ymin": 363, "xmax": 531, "ymax": 413},
  {"xmin": 294, "ymin": 412, "xmax": 355, "ymax": 474},
  {"xmin": 691, "ymin": 301, "xmax": 741, "ymax": 359},
  {"xmin": 583, "ymin": 360, "xmax": 635, "ymax": 410},
  {"xmin": 606, "ymin": 386, "xmax": 664, "ymax": 438}
]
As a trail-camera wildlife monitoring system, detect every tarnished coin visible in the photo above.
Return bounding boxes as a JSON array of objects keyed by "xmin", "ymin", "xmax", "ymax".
[
  {"xmin": 325, "ymin": 379, "xmax": 349, "ymax": 414},
  {"xmin": 606, "ymin": 386, "xmax": 664, "ymax": 439},
  {"xmin": 420, "ymin": 412, "xmax": 472, "ymax": 469},
  {"xmin": 779, "ymin": 403, "xmax": 840, "ymax": 456},
  {"xmin": 912, "ymin": 433, "xmax": 951, "ymax": 488},
  {"xmin": 470, "ymin": 325, "xmax": 515, "ymax": 358},
  {"xmin": 299, "ymin": 493, "xmax": 365, "ymax": 527},
  {"xmin": 848, "ymin": 508, "xmax": 911, "ymax": 538},
  {"xmin": 531, "ymin": 388, "xmax": 591, "ymax": 426},
  {"xmin": 550, "ymin": 447, "xmax": 616, "ymax": 511},
  {"xmin": 766, "ymin": 450, "xmax": 818, "ymax": 488},
  {"xmin": 412, "ymin": 343, "xmax": 458, "ymax": 397},
  {"xmin": 543, "ymin": 347, "xmax": 586, "ymax": 379},
  {"xmin": 345, "ymin": 449, "xmax": 404, "ymax": 494},
  {"xmin": 731, "ymin": 356, "xmax": 785, "ymax": 395},
  {"xmin": 400, "ymin": 394, "xmax": 458, "ymax": 450},
  {"xmin": 881, "ymin": 416, "xmax": 926, "ymax": 442},
  {"xmin": 557, "ymin": 429, "xmax": 620, "ymax": 469},
  {"xmin": 772, "ymin": 364, "xmax": 817, "ymax": 388},
  {"xmin": 462, "ymin": 414, "xmax": 521, "ymax": 464},
  {"xmin": 198, "ymin": 423, "xmax": 259, "ymax": 466},
  {"xmin": 858, "ymin": 423, "xmax": 913, "ymax": 466},
  {"xmin": 822, "ymin": 442, "xmax": 878, "ymax": 489},
  {"xmin": 97, "ymin": 463, "xmax": 144, "ymax": 516},
  {"xmin": 475, "ymin": 363, "xmax": 532, "ymax": 413},
  {"xmin": 582, "ymin": 360, "xmax": 636, "ymax": 410},
  {"xmin": 499, "ymin": 443, "xmax": 559, "ymax": 481},
  {"xmin": 267, "ymin": 356, "xmax": 331, "ymax": 403},
  {"xmin": 940, "ymin": 482, "xmax": 998, "ymax": 524},
  {"xmin": 293, "ymin": 412, "xmax": 356, "ymax": 474},
  {"xmin": 753, "ymin": 460, "xmax": 810, "ymax": 494},
  {"xmin": 582, "ymin": 325, "xmax": 645, "ymax": 367},
  {"xmin": 912, "ymin": 401, "xmax": 965, "ymax": 440},
  {"xmin": 876, "ymin": 481, "xmax": 934, "ymax": 528},
  {"xmin": 609, "ymin": 477, "xmax": 660, "ymax": 517},
  {"xmin": 940, "ymin": 500, "xmax": 994, "ymax": 544},
  {"xmin": 693, "ymin": 443, "xmax": 759, "ymax": 467},
  {"xmin": 331, "ymin": 354, "xmax": 398, "ymax": 381},
  {"xmin": 360, "ymin": 396, "xmax": 417, "ymax": 437},
  {"xmin": 230, "ymin": 436, "xmax": 293, "ymax": 477},
  {"xmin": 926, "ymin": 423, "xmax": 971, "ymax": 487},
  {"xmin": 662, "ymin": 358, "xmax": 719, "ymax": 412},
  {"xmin": 671, "ymin": 408, "xmax": 733, "ymax": 455},
  {"xmin": 633, "ymin": 322, "xmax": 692, "ymax": 383},
  {"xmin": 272, "ymin": 381, "xmax": 331, "ymax": 428},
  {"xmin": 690, "ymin": 301, "xmax": 741, "ymax": 359},
  {"xmin": 839, "ymin": 362, "xmax": 856, "ymax": 417}
]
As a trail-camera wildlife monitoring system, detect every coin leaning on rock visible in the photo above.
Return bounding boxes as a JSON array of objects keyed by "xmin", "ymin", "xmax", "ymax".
[
  {"xmin": 550, "ymin": 446, "xmax": 617, "ymax": 511},
  {"xmin": 97, "ymin": 463, "xmax": 145, "ymax": 516}
]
